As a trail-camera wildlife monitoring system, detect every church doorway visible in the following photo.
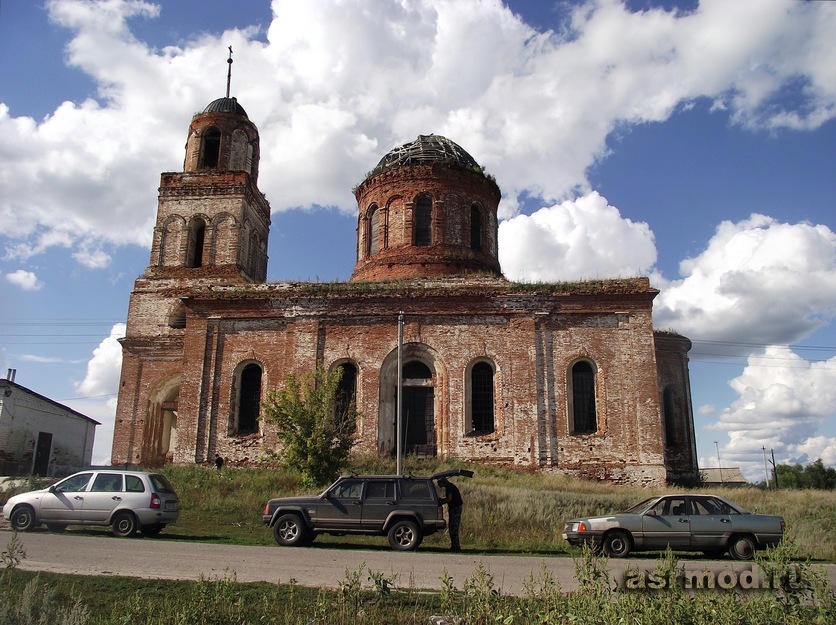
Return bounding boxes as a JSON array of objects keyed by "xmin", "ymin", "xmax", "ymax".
[
  {"xmin": 402, "ymin": 378, "xmax": 435, "ymax": 456},
  {"xmin": 401, "ymin": 361, "xmax": 435, "ymax": 456},
  {"xmin": 378, "ymin": 345, "xmax": 442, "ymax": 458}
]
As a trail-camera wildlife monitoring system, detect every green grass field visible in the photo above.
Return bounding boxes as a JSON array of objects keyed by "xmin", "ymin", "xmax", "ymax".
[
  {"xmin": 2, "ymin": 459, "xmax": 835, "ymax": 624},
  {"xmin": 147, "ymin": 458, "xmax": 836, "ymax": 560}
]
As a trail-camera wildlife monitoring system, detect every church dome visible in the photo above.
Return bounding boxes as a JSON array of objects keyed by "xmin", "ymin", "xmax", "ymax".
[
  {"xmin": 369, "ymin": 134, "xmax": 481, "ymax": 177},
  {"xmin": 351, "ymin": 134, "xmax": 502, "ymax": 282},
  {"xmin": 202, "ymin": 97, "xmax": 249, "ymax": 118}
]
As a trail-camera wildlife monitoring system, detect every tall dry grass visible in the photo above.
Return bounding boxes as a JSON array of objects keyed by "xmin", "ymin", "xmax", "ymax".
[{"xmin": 3, "ymin": 458, "xmax": 834, "ymax": 560}]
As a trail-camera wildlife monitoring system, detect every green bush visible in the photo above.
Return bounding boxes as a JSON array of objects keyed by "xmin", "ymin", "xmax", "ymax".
[{"xmin": 262, "ymin": 364, "xmax": 358, "ymax": 487}]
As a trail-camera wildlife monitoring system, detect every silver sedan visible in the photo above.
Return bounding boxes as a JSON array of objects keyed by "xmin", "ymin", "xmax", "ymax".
[{"xmin": 562, "ymin": 494, "xmax": 785, "ymax": 560}]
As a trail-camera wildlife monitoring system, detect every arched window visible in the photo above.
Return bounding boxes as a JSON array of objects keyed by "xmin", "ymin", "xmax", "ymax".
[
  {"xmin": 368, "ymin": 206, "xmax": 380, "ymax": 256},
  {"xmin": 663, "ymin": 387, "xmax": 677, "ymax": 446},
  {"xmin": 336, "ymin": 363, "xmax": 358, "ymax": 425},
  {"xmin": 186, "ymin": 218, "xmax": 206, "ymax": 268},
  {"xmin": 470, "ymin": 204, "xmax": 482, "ymax": 251},
  {"xmin": 200, "ymin": 127, "xmax": 221, "ymax": 169},
  {"xmin": 415, "ymin": 197, "xmax": 432, "ymax": 246},
  {"xmin": 570, "ymin": 361, "xmax": 597, "ymax": 434},
  {"xmin": 470, "ymin": 361, "xmax": 494, "ymax": 433},
  {"xmin": 237, "ymin": 363, "xmax": 262, "ymax": 435}
]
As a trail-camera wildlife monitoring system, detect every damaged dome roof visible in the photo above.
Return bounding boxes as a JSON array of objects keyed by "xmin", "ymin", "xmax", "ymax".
[{"xmin": 369, "ymin": 134, "xmax": 481, "ymax": 177}]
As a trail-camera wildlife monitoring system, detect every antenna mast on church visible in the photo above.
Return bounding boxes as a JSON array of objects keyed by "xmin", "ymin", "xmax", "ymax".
[{"xmin": 226, "ymin": 46, "xmax": 233, "ymax": 98}]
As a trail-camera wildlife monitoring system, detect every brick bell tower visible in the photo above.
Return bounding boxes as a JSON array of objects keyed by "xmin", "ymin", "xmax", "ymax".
[
  {"xmin": 112, "ymin": 54, "xmax": 271, "ymax": 467},
  {"xmin": 144, "ymin": 94, "xmax": 270, "ymax": 283}
]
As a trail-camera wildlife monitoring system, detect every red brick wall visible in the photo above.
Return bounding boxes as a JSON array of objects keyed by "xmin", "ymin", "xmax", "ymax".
[{"xmin": 113, "ymin": 277, "xmax": 683, "ymax": 485}]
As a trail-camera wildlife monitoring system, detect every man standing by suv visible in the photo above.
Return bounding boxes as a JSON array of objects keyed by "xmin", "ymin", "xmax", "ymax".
[{"xmin": 438, "ymin": 478, "xmax": 463, "ymax": 552}]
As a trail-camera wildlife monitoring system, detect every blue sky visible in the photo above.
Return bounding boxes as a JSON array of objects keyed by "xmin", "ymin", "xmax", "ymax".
[{"xmin": 1, "ymin": 0, "xmax": 834, "ymax": 481}]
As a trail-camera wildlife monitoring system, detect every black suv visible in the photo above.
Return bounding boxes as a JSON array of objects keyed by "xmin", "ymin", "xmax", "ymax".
[{"xmin": 262, "ymin": 469, "xmax": 473, "ymax": 551}]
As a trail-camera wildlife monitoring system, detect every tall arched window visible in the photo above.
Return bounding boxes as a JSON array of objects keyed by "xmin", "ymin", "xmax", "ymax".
[
  {"xmin": 368, "ymin": 206, "xmax": 380, "ymax": 256},
  {"xmin": 200, "ymin": 127, "xmax": 221, "ymax": 169},
  {"xmin": 186, "ymin": 218, "xmax": 206, "ymax": 268},
  {"xmin": 336, "ymin": 362, "xmax": 358, "ymax": 425},
  {"xmin": 571, "ymin": 361, "xmax": 597, "ymax": 434},
  {"xmin": 237, "ymin": 363, "xmax": 262, "ymax": 435},
  {"xmin": 663, "ymin": 387, "xmax": 677, "ymax": 446},
  {"xmin": 470, "ymin": 204, "xmax": 482, "ymax": 251},
  {"xmin": 415, "ymin": 197, "xmax": 432, "ymax": 246},
  {"xmin": 470, "ymin": 361, "xmax": 494, "ymax": 433}
]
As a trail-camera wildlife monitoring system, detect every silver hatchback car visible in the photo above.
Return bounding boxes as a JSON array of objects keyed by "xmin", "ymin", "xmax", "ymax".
[{"xmin": 2, "ymin": 470, "xmax": 180, "ymax": 537}]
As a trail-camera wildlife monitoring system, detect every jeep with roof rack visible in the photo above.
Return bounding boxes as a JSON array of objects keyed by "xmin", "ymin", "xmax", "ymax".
[{"xmin": 262, "ymin": 469, "xmax": 473, "ymax": 551}]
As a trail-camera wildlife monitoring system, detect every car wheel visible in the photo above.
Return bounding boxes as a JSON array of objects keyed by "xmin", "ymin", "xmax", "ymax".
[
  {"xmin": 46, "ymin": 523, "xmax": 67, "ymax": 533},
  {"xmin": 387, "ymin": 519, "xmax": 420, "ymax": 551},
  {"xmin": 141, "ymin": 524, "xmax": 164, "ymax": 537},
  {"xmin": 273, "ymin": 513, "xmax": 308, "ymax": 546},
  {"xmin": 602, "ymin": 530, "xmax": 632, "ymax": 558},
  {"xmin": 111, "ymin": 511, "xmax": 138, "ymax": 537},
  {"xmin": 728, "ymin": 535, "xmax": 756, "ymax": 561},
  {"xmin": 10, "ymin": 506, "xmax": 36, "ymax": 532}
]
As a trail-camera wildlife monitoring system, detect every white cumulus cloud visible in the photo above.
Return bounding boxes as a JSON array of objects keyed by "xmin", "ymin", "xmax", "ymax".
[
  {"xmin": 706, "ymin": 347, "xmax": 836, "ymax": 480},
  {"xmin": 498, "ymin": 191, "xmax": 656, "ymax": 281},
  {"xmin": 0, "ymin": 0, "xmax": 833, "ymax": 263},
  {"xmin": 4, "ymin": 269, "xmax": 43, "ymax": 291},
  {"xmin": 76, "ymin": 323, "xmax": 126, "ymax": 397},
  {"xmin": 72, "ymin": 323, "xmax": 126, "ymax": 465},
  {"xmin": 654, "ymin": 214, "xmax": 836, "ymax": 349}
]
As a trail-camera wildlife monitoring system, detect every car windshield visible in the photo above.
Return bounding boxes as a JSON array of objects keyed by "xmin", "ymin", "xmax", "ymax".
[{"xmin": 624, "ymin": 497, "xmax": 659, "ymax": 514}]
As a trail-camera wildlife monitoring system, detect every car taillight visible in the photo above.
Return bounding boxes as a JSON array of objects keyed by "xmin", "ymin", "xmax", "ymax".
[
  {"xmin": 438, "ymin": 506, "xmax": 444, "ymax": 519},
  {"xmin": 780, "ymin": 520, "xmax": 786, "ymax": 533},
  {"xmin": 264, "ymin": 503, "xmax": 271, "ymax": 515},
  {"xmin": 578, "ymin": 522, "xmax": 588, "ymax": 532},
  {"xmin": 150, "ymin": 493, "xmax": 161, "ymax": 509}
]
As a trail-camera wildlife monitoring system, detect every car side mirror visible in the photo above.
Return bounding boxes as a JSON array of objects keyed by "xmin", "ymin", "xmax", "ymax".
[{"xmin": 645, "ymin": 510, "xmax": 656, "ymax": 517}]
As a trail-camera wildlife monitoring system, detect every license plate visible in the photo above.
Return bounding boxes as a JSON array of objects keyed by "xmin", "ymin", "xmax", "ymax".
[{"xmin": 165, "ymin": 502, "xmax": 177, "ymax": 511}]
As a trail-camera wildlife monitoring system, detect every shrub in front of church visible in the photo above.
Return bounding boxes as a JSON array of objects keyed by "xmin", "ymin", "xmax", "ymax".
[{"xmin": 262, "ymin": 365, "xmax": 359, "ymax": 487}]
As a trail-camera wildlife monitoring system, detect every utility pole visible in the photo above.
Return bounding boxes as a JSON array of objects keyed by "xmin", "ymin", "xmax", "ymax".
[
  {"xmin": 762, "ymin": 446, "xmax": 770, "ymax": 488},
  {"xmin": 396, "ymin": 312, "xmax": 404, "ymax": 477},
  {"xmin": 715, "ymin": 441, "xmax": 723, "ymax": 484}
]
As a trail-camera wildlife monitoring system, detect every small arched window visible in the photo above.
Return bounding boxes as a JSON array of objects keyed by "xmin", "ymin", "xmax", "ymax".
[
  {"xmin": 200, "ymin": 127, "xmax": 221, "ymax": 169},
  {"xmin": 186, "ymin": 218, "xmax": 206, "ymax": 268},
  {"xmin": 336, "ymin": 363, "xmax": 358, "ymax": 425},
  {"xmin": 368, "ymin": 206, "xmax": 380, "ymax": 256},
  {"xmin": 663, "ymin": 387, "xmax": 677, "ymax": 446},
  {"xmin": 237, "ymin": 363, "xmax": 262, "ymax": 435},
  {"xmin": 415, "ymin": 197, "xmax": 432, "ymax": 246},
  {"xmin": 470, "ymin": 361, "xmax": 494, "ymax": 433},
  {"xmin": 470, "ymin": 204, "xmax": 482, "ymax": 251},
  {"xmin": 570, "ymin": 361, "xmax": 597, "ymax": 434}
]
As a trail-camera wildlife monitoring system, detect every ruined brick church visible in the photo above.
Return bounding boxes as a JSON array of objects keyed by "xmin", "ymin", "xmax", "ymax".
[{"xmin": 112, "ymin": 93, "xmax": 698, "ymax": 484}]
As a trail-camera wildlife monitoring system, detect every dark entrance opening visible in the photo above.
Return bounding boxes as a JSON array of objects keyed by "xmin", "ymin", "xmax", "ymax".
[
  {"xmin": 400, "ymin": 360, "xmax": 435, "ymax": 456},
  {"xmin": 33, "ymin": 432, "xmax": 52, "ymax": 476},
  {"xmin": 403, "ymin": 387, "xmax": 435, "ymax": 455}
]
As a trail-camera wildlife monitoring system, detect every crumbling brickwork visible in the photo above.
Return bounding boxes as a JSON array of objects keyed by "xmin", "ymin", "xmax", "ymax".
[{"xmin": 112, "ymin": 104, "xmax": 698, "ymax": 485}]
